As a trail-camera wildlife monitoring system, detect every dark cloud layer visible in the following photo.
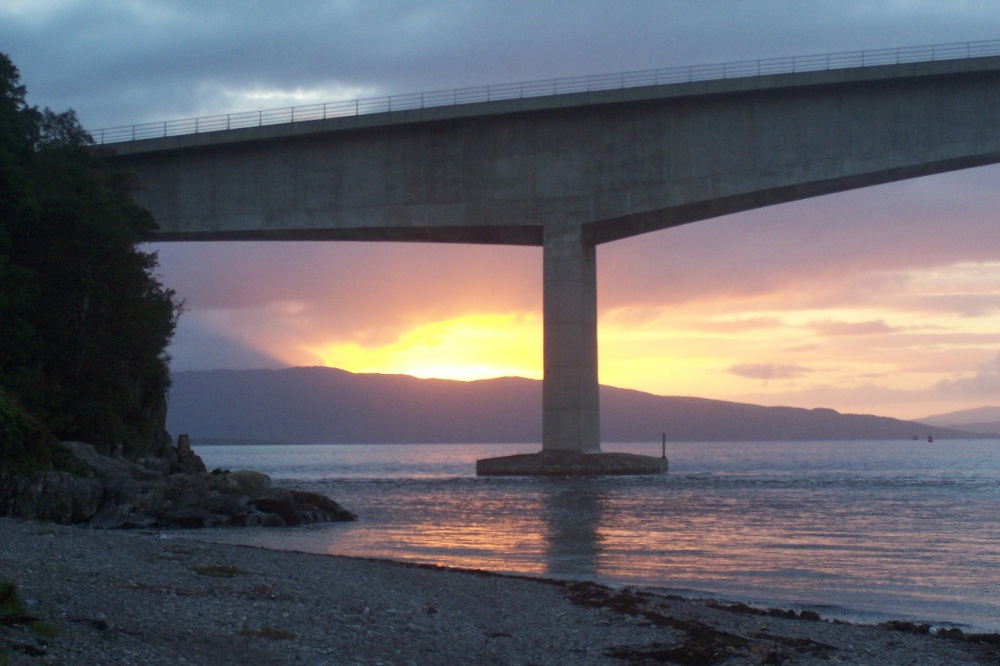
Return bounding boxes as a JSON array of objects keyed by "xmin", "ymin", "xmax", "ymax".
[{"xmin": 6, "ymin": 1, "xmax": 1000, "ymax": 128}]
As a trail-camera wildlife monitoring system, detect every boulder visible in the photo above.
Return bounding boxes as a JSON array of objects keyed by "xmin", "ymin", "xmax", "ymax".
[
  {"xmin": 168, "ymin": 434, "xmax": 208, "ymax": 475},
  {"xmin": 158, "ymin": 506, "xmax": 227, "ymax": 529},
  {"xmin": 253, "ymin": 489, "xmax": 301, "ymax": 526},
  {"xmin": 258, "ymin": 512, "xmax": 286, "ymax": 528},
  {"xmin": 227, "ymin": 469, "xmax": 271, "ymax": 495},
  {"xmin": 0, "ymin": 437, "xmax": 355, "ymax": 528},
  {"xmin": 289, "ymin": 489, "xmax": 357, "ymax": 522},
  {"xmin": 252, "ymin": 487, "xmax": 357, "ymax": 526},
  {"xmin": 1, "ymin": 470, "xmax": 103, "ymax": 524}
]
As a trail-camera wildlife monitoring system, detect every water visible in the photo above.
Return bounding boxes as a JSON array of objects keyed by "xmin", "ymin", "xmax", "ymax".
[{"xmin": 186, "ymin": 440, "xmax": 1000, "ymax": 632}]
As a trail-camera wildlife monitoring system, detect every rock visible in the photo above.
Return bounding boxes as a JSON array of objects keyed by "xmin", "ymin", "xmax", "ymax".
[
  {"xmin": 90, "ymin": 503, "xmax": 133, "ymax": 529},
  {"xmin": 228, "ymin": 470, "xmax": 271, "ymax": 495},
  {"xmin": 252, "ymin": 487, "xmax": 357, "ymax": 527},
  {"xmin": 57, "ymin": 442, "xmax": 138, "ymax": 483},
  {"xmin": 201, "ymin": 492, "xmax": 245, "ymax": 517},
  {"xmin": 240, "ymin": 513, "xmax": 261, "ymax": 527},
  {"xmin": 169, "ymin": 434, "xmax": 207, "ymax": 475},
  {"xmin": 137, "ymin": 455, "xmax": 171, "ymax": 474},
  {"xmin": 6, "ymin": 471, "xmax": 104, "ymax": 524},
  {"xmin": 1, "ymin": 436, "xmax": 354, "ymax": 529},
  {"xmin": 159, "ymin": 507, "xmax": 224, "ymax": 529},
  {"xmin": 289, "ymin": 489, "xmax": 356, "ymax": 522},
  {"xmin": 254, "ymin": 490, "xmax": 301, "ymax": 526},
  {"xmin": 259, "ymin": 512, "xmax": 286, "ymax": 528}
]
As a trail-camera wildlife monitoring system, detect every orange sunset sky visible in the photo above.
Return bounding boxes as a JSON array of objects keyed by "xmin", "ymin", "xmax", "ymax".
[
  {"xmin": 153, "ymin": 163, "xmax": 1000, "ymax": 421},
  {"xmin": 6, "ymin": 1, "xmax": 1000, "ymax": 421}
]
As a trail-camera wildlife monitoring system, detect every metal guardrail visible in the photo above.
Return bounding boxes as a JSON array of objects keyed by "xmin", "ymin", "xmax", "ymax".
[{"xmin": 91, "ymin": 38, "xmax": 1000, "ymax": 145}]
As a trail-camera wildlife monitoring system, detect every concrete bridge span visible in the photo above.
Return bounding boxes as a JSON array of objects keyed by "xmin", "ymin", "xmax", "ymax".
[{"xmin": 108, "ymin": 48, "xmax": 1000, "ymax": 472}]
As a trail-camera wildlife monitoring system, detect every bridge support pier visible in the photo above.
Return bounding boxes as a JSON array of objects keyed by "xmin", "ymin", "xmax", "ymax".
[
  {"xmin": 541, "ymin": 223, "xmax": 600, "ymax": 453},
  {"xmin": 476, "ymin": 224, "xmax": 667, "ymax": 476}
]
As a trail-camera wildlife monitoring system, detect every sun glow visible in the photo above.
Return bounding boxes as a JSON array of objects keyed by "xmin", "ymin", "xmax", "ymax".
[
  {"xmin": 594, "ymin": 260, "xmax": 1000, "ymax": 418},
  {"xmin": 303, "ymin": 312, "xmax": 542, "ymax": 382}
]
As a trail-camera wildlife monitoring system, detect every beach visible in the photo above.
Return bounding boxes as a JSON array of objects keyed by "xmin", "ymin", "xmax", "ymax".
[{"xmin": 1, "ymin": 518, "xmax": 996, "ymax": 665}]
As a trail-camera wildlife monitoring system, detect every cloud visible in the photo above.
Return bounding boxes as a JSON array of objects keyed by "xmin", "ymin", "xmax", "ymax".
[
  {"xmin": 935, "ymin": 353, "xmax": 1000, "ymax": 395},
  {"xmin": 692, "ymin": 317, "xmax": 787, "ymax": 333},
  {"xmin": 167, "ymin": 314, "xmax": 287, "ymax": 372},
  {"xmin": 727, "ymin": 363, "xmax": 813, "ymax": 381},
  {"xmin": 601, "ymin": 167, "xmax": 1000, "ymax": 311},
  {"xmin": 6, "ymin": 1, "xmax": 1000, "ymax": 128},
  {"xmin": 809, "ymin": 320, "xmax": 895, "ymax": 336},
  {"xmin": 151, "ymin": 241, "xmax": 540, "ymax": 340}
]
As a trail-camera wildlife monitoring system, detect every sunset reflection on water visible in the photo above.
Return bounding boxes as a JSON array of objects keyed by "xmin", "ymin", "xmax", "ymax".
[
  {"xmin": 320, "ymin": 480, "xmax": 581, "ymax": 578},
  {"xmin": 188, "ymin": 441, "xmax": 1000, "ymax": 631}
]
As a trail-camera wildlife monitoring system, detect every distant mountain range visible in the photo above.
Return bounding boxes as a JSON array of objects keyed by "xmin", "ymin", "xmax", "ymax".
[
  {"xmin": 916, "ymin": 406, "xmax": 1000, "ymax": 435},
  {"xmin": 165, "ymin": 367, "xmax": 985, "ymax": 444}
]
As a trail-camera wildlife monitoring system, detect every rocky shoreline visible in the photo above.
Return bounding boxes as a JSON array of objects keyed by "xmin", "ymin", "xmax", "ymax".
[
  {"xmin": 0, "ymin": 440, "xmax": 355, "ymax": 529},
  {"xmin": 2, "ymin": 441, "xmax": 999, "ymax": 664},
  {"xmin": 2, "ymin": 518, "xmax": 998, "ymax": 665}
]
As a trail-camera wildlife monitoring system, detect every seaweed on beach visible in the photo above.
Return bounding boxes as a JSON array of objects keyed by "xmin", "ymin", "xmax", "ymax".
[
  {"xmin": 1, "ymin": 580, "xmax": 49, "ymax": 635},
  {"xmin": 1, "ymin": 579, "xmax": 56, "ymax": 662},
  {"xmin": 191, "ymin": 564, "xmax": 246, "ymax": 578},
  {"xmin": 567, "ymin": 582, "xmax": 750, "ymax": 664},
  {"xmin": 567, "ymin": 582, "xmax": 840, "ymax": 666},
  {"xmin": 606, "ymin": 640, "xmax": 741, "ymax": 666},
  {"xmin": 879, "ymin": 620, "xmax": 1000, "ymax": 651},
  {"xmin": 709, "ymin": 601, "xmax": 822, "ymax": 623}
]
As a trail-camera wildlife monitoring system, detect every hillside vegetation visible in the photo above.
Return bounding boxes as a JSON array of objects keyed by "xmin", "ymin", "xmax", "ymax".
[{"xmin": 0, "ymin": 52, "xmax": 181, "ymax": 467}]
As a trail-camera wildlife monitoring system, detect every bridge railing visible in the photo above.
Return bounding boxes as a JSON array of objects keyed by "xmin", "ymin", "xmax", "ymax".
[{"xmin": 91, "ymin": 38, "xmax": 1000, "ymax": 145}]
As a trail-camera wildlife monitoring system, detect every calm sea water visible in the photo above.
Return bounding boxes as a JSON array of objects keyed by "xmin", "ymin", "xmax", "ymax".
[{"xmin": 184, "ymin": 440, "xmax": 1000, "ymax": 632}]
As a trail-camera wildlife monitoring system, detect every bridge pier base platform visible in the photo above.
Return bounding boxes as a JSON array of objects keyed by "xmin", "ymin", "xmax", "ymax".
[{"xmin": 475, "ymin": 450, "xmax": 667, "ymax": 476}]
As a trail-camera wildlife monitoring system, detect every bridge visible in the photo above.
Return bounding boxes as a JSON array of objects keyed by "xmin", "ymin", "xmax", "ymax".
[{"xmin": 102, "ymin": 40, "xmax": 1000, "ymax": 475}]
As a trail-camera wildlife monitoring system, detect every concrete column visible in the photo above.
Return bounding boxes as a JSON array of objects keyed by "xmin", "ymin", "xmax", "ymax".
[{"xmin": 542, "ymin": 223, "xmax": 600, "ymax": 452}]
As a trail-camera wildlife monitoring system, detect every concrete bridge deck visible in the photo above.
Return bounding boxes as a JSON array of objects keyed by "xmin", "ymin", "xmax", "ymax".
[{"xmin": 105, "ymin": 41, "xmax": 1000, "ymax": 474}]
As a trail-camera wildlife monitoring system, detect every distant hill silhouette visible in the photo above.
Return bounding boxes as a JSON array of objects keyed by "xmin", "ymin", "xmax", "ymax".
[
  {"xmin": 939, "ymin": 421, "xmax": 1000, "ymax": 435},
  {"xmin": 166, "ymin": 367, "xmax": 980, "ymax": 443},
  {"xmin": 917, "ymin": 406, "xmax": 1000, "ymax": 436}
]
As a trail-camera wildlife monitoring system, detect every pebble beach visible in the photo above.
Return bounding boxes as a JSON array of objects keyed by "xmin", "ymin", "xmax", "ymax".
[{"xmin": 1, "ymin": 518, "xmax": 997, "ymax": 665}]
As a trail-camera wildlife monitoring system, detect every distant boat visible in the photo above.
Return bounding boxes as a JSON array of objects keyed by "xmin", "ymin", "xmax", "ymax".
[{"xmin": 927, "ymin": 435, "xmax": 934, "ymax": 443}]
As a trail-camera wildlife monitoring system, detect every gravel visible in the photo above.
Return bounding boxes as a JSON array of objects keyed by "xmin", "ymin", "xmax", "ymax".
[{"xmin": 1, "ymin": 517, "xmax": 995, "ymax": 665}]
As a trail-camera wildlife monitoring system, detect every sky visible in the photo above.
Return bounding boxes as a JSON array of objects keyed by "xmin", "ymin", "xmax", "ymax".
[{"xmin": 3, "ymin": 1, "xmax": 1000, "ymax": 421}]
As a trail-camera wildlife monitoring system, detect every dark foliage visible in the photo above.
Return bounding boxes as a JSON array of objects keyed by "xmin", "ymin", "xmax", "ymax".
[
  {"xmin": 0, "ymin": 52, "xmax": 181, "ymax": 459},
  {"xmin": 0, "ymin": 388, "xmax": 53, "ymax": 474}
]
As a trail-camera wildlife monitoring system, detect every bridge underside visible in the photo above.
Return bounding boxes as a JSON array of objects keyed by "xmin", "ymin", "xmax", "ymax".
[
  {"xmin": 113, "ymin": 56, "xmax": 1000, "ymax": 474},
  {"xmin": 150, "ymin": 225, "xmax": 543, "ymax": 245}
]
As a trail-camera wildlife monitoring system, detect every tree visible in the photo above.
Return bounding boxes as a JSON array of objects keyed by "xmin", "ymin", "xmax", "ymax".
[
  {"xmin": 0, "ymin": 52, "xmax": 181, "ymax": 459},
  {"xmin": 0, "ymin": 55, "xmax": 40, "ymax": 402}
]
